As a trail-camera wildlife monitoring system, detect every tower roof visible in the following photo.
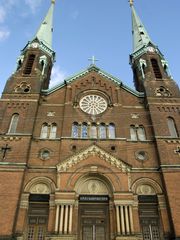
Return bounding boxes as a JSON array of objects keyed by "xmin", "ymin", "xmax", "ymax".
[
  {"xmin": 34, "ymin": 0, "xmax": 55, "ymax": 50},
  {"xmin": 131, "ymin": 4, "xmax": 153, "ymax": 53}
]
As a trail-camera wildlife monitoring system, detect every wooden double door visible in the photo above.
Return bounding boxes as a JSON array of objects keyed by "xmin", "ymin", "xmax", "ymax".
[{"xmin": 79, "ymin": 203, "xmax": 109, "ymax": 240}]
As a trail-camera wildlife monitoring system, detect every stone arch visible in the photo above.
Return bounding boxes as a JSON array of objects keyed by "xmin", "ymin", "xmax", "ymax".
[
  {"xmin": 74, "ymin": 173, "xmax": 113, "ymax": 196},
  {"xmin": 131, "ymin": 178, "xmax": 162, "ymax": 195},
  {"xmin": 24, "ymin": 177, "xmax": 56, "ymax": 194}
]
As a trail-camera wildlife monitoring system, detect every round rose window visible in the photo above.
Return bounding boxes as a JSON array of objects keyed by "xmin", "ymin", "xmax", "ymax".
[{"xmin": 79, "ymin": 95, "xmax": 107, "ymax": 115}]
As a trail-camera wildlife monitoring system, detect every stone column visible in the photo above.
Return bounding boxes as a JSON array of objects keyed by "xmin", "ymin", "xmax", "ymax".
[
  {"xmin": 64, "ymin": 205, "xmax": 69, "ymax": 234},
  {"xmin": 120, "ymin": 206, "xmax": 125, "ymax": 234},
  {"xmin": 59, "ymin": 205, "xmax": 64, "ymax": 233},
  {"xmin": 116, "ymin": 205, "xmax": 121, "ymax": 234},
  {"xmin": 129, "ymin": 205, "xmax": 134, "ymax": 233},
  {"xmin": 125, "ymin": 206, "xmax": 130, "ymax": 234},
  {"xmin": 55, "ymin": 205, "xmax": 60, "ymax": 232},
  {"xmin": 69, "ymin": 205, "xmax": 73, "ymax": 234}
]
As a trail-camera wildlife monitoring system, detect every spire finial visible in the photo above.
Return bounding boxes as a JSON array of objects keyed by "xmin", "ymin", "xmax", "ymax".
[
  {"xmin": 129, "ymin": 0, "xmax": 134, "ymax": 7},
  {"xmin": 51, "ymin": 0, "xmax": 55, "ymax": 4}
]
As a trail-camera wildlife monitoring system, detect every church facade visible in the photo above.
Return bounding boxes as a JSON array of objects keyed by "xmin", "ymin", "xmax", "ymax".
[{"xmin": 0, "ymin": 1, "xmax": 179, "ymax": 240}]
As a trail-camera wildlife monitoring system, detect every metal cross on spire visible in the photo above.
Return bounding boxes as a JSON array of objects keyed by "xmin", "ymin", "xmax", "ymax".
[
  {"xmin": 88, "ymin": 56, "xmax": 99, "ymax": 65},
  {"xmin": 129, "ymin": 0, "xmax": 134, "ymax": 7}
]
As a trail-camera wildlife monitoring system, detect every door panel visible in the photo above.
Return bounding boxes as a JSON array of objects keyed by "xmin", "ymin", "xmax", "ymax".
[{"xmin": 79, "ymin": 204, "xmax": 109, "ymax": 240}]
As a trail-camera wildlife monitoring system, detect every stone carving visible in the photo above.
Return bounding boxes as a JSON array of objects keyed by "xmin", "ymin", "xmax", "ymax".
[
  {"xmin": 57, "ymin": 145, "xmax": 131, "ymax": 173},
  {"xmin": 137, "ymin": 184, "xmax": 155, "ymax": 195},
  {"xmin": 78, "ymin": 179, "xmax": 109, "ymax": 194},
  {"xmin": 155, "ymin": 86, "xmax": 171, "ymax": 97},
  {"xmin": 14, "ymin": 82, "xmax": 31, "ymax": 93},
  {"xmin": 30, "ymin": 183, "xmax": 50, "ymax": 194}
]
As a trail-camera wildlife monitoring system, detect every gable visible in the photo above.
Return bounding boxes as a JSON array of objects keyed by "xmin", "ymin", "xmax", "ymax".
[
  {"xmin": 57, "ymin": 144, "xmax": 131, "ymax": 173},
  {"xmin": 42, "ymin": 65, "xmax": 144, "ymax": 98}
]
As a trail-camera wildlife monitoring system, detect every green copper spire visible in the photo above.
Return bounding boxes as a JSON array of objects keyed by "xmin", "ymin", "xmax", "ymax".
[
  {"xmin": 130, "ymin": 3, "xmax": 153, "ymax": 53},
  {"xmin": 34, "ymin": 0, "xmax": 55, "ymax": 50}
]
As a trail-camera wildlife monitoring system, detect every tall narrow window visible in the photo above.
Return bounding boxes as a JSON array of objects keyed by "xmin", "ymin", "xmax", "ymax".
[
  {"xmin": 108, "ymin": 123, "xmax": 115, "ymax": 139},
  {"xmin": 90, "ymin": 123, "xmax": 97, "ymax": 138},
  {"xmin": 23, "ymin": 54, "xmax": 35, "ymax": 75},
  {"xmin": 81, "ymin": 123, "xmax": 88, "ymax": 138},
  {"xmin": 8, "ymin": 113, "xmax": 19, "ymax": 133},
  {"xmin": 40, "ymin": 123, "xmax": 48, "ymax": 139},
  {"xmin": 130, "ymin": 125, "xmax": 137, "ymax": 140},
  {"xmin": 151, "ymin": 59, "xmax": 162, "ymax": 79},
  {"xmin": 167, "ymin": 117, "xmax": 178, "ymax": 138},
  {"xmin": 72, "ymin": 122, "xmax": 79, "ymax": 138},
  {"xmin": 99, "ymin": 123, "xmax": 107, "ymax": 139},
  {"xmin": 137, "ymin": 126, "xmax": 146, "ymax": 141},
  {"xmin": 49, "ymin": 123, "xmax": 57, "ymax": 139}
]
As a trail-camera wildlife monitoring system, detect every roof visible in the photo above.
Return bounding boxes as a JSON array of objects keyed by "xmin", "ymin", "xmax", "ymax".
[{"xmin": 42, "ymin": 64, "xmax": 144, "ymax": 98}]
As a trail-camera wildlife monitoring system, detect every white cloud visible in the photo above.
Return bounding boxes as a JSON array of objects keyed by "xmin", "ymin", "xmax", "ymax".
[
  {"xmin": 25, "ymin": 0, "xmax": 43, "ymax": 14},
  {"xmin": 0, "ymin": 7, "xmax": 6, "ymax": 23},
  {"xmin": 50, "ymin": 65, "xmax": 67, "ymax": 88},
  {"xmin": 0, "ymin": 28, "xmax": 10, "ymax": 41}
]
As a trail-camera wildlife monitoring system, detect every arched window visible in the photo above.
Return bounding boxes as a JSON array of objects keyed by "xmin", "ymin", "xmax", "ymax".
[
  {"xmin": 99, "ymin": 123, "xmax": 106, "ymax": 139},
  {"xmin": 167, "ymin": 117, "xmax": 178, "ymax": 138},
  {"xmin": 23, "ymin": 54, "xmax": 35, "ymax": 75},
  {"xmin": 49, "ymin": 123, "xmax": 57, "ymax": 139},
  {"xmin": 130, "ymin": 125, "xmax": 137, "ymax": 141},
  {"xmin": 108, "ymin": 123, "xmax": 115, "ymax": 139},
  {"xmin": 81, "ymin": 123, "xmax": 88, "ymax": 138},
  {"xmin": 40, "ymin": 123, "xmax": 49, "ymax": 139},
  {"xmin": 151, "ymin": 59, "xmax": 162, "ymax": 79},
  {"xmin": 90, "ymin": 123, "xmax": 97, "ymax": 138},
  {"xmin": 137, "ymin": 125, "xmax": 146, "ymax": 141},
  {"xmin": 8, "ymin": 113, "xmax": 19, "ymax": 133},
  {"xmin": 72, "ymin": 122, "xmax": 79, "ymax": 138}
]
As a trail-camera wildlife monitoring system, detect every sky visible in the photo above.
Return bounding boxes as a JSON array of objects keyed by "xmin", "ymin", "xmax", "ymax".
[{"xmin": 0, "ymin": 0, "xmax": 180, "ymax": 94}]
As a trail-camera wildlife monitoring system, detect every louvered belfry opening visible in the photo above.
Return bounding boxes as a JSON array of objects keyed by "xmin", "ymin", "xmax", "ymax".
[
  {"xmin": 151, "ymin": 59, "xmax": 162, "ymax": 79},
  {"xmin": 23, "ymin": 54, "xmax": 35, "ymax": 75}
]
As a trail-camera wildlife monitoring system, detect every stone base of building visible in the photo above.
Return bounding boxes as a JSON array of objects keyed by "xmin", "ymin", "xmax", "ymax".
[
  {"xmin": 116, "ymin": 235, "xmax": 143, "ymax": 240},
  {"xmin": 45, "ymin": 235, "xmax": 76, "ymax": 240}
]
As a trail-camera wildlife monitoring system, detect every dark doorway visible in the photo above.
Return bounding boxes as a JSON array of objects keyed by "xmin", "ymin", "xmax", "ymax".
[
  {"xmin": 26, "ymin": 194, "xmax": 49, "ymax": 240},
  {"xmin": 138, "ymin": 195, "xmax": 161, "ymax": 240},
  {"xmin": 79, "ymin": 195, "xmax": 109, "ymax": 240}
]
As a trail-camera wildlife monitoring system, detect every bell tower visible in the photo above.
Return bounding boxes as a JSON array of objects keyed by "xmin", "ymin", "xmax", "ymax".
[
  {"xmin": 129, "ymin": 1, "xmax": 179, "ymax": 98},
  {"xmin": 129, "ymin": 2, "xmax": 180, "ymax": 238},
  {"xmin": 2, "ymin": 0, "xmax": 55, "ymax": 97}
]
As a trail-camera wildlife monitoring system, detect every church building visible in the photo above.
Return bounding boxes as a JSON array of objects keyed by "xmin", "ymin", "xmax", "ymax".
[{"xmin": 0, "ymin": 0, "xmax": 179, "ymax": 240}]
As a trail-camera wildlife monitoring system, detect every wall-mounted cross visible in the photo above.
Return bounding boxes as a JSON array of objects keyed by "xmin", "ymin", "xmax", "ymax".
[
  {"xmin": 88, "ymin": 56, "xmax": 99, "ymax": 65},
  {"xmin": 174, "ymin": 146, "xmax": 180, "ymax": 156},
  {"xmin": 0, "ymin": 144, "xmax": 11, "ymax": 161}
]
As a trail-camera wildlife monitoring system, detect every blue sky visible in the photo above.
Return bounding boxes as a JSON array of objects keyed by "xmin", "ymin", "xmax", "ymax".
[{"xmin": 0, "ymin": 0, "xmax": 180, "ymax": 94}]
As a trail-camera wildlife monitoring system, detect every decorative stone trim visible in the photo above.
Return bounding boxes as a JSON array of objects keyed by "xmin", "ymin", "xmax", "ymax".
[
  {"xmin": 0, "ymin": 136, "xmax": 21, "ymax": 141},
  {"xmin": 57, "ymin": 145, "xmax": 131, "ymax": 173},
  {"xmin": 131, "ymin": 178, "xmax": 162, "ymax": 195}
]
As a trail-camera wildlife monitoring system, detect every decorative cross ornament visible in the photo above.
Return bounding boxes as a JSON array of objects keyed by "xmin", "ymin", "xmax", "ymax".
[
  {"xmin": 174, "ymin": 146, "xmax": 180, "ymax": 156},
  {"xmin": 0, "ymin": 144, "xmax": 11, "ymax": 161},
  {"xmin": 88, "ymin": 56, "xmax": 99, "ymax": 65},
  {"xmin": 129, "ymin": 0, "xmax": 134, "ymax": 6}
]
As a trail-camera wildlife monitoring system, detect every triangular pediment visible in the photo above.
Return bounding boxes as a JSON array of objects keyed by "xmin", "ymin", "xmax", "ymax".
[
  {"xmin": 43, "ymin": 65, "xmax": 144, "ymax": 98},
  {"xmin": 57, "ymin": 145, "xmax": 131, "ymax": 173}
]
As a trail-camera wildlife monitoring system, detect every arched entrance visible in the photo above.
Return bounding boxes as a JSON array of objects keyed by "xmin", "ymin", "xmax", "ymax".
[{"xmin": 75, "ymin": 175, "xmax": 112, "ymax": 240}]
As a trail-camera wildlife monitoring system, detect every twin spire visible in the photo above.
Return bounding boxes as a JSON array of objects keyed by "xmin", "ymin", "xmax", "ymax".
[
  {"xmin": 129, "ymin": 1, "xmax": 153, "ymax": 53},
  {"xmin": 34, "ymin": 0, "xmax": 55, "ymax": 50},
  {"xmin": 32, "ymin": 0, "xmax": 154, "ymax": 56}
]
